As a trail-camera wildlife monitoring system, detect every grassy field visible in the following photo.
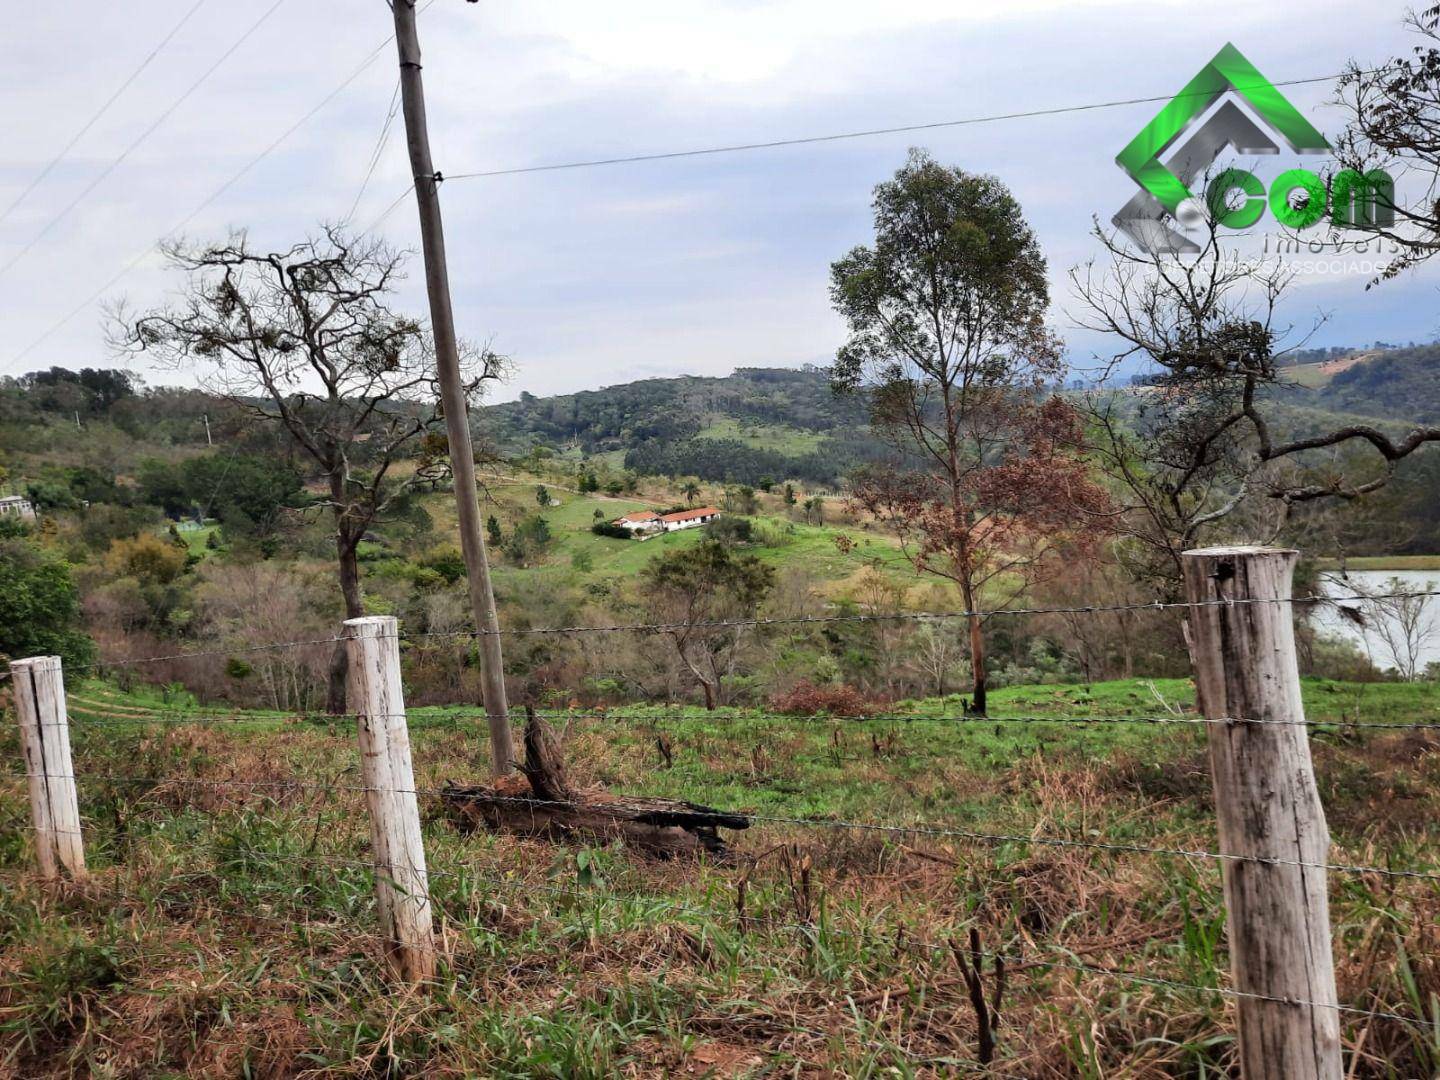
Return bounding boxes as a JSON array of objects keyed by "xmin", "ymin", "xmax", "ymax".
[
  {"xmin": 2, "ymin": 677, "xmax": 1438, "ymax": 1076},
  {"xmin": 1313, "ymin": 555, "xmax": 1440, "ymax": 572},
  {"xmin": 693, "ymin": 417, "xmax": 828, "ymax": 456},
  {"xmin": 430, "ymin": 476, "xmax": 918, "ymax": 596}
]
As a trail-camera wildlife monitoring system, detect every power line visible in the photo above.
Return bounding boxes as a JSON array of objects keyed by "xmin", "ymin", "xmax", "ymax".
[
  {"xmin": 343, "ymin": 77, "xmax": 403, "ymax": 225},
  {"xmin": 0, "ymin": 0, "xmax": 290, "ymax": 284},
  {"xmin": 8, "ymin": 2, "xmax": 436, "ymax": 370},
  {"xmin": 442, "ymin": 71, "xmax": 1359, "ymax": 182},
  {"xmin": 0, "ymin": 0, "xmax": 210, "ymax": 231}
]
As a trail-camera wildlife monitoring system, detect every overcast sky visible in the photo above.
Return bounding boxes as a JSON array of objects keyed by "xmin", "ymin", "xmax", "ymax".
[{"xmin": 0, "ymin": 1, "xmax": 1431, "ymax": 401}]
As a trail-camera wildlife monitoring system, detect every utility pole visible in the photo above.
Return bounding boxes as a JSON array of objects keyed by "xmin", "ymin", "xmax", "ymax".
[
  {"xmin": 391, "ymin": 0, "xmax": 513, "ymax": 777},
  {"xmin": 202, "ymin": 413, "xmax": 212, "ymax": 446}
]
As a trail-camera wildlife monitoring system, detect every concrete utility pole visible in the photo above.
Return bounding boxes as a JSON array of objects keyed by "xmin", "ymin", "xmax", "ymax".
[{"xmin": 391, "ymin": 0, "xmax": 513, "ymax": 777}]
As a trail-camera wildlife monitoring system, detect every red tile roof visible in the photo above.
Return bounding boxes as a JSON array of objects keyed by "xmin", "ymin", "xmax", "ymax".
[
  {"xmin": 616, "ymin": 511, "xmax": 660, "ymax": 523},
  {"xmin": 659, "ymin": 506, "xmax": 720, "ymax": 523}
]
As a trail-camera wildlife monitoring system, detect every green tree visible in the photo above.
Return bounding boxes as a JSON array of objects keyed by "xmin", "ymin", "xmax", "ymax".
[
  {"xmin": 0, "ymin": 540, "xmax": 93, "ymax": 668},
  {"xmin": 535, "ymin": 484, "xmax": 550, "ymax": 507},
  {"xmin": 832, "ymin": 151, "xmax": 1104, "ymax": 714},
  {"xmin": 642, "ymin": 540, "xmax": 775, "ymax": 709},
  {"xmin": 486, "ymin": 515, "xmax": 503, "ymax": 546},
  {"xmin": 681, "ymin": 481, "xmax": 701, "ymax": 505}
]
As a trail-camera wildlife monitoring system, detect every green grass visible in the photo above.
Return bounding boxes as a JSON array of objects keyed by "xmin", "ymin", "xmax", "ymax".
[
  {"xmin": 5, "ymin": 677, "xmax": 1437, "ymax": 1075},
  {"xmin": 432, "ymin": 478, "xmax": 917, "ymax": 593},
  {"xmin": 1313, "ymin": 554, "xmax": 1440, "ymax": 572},
  {"xmin": 692, "ymin": 416, "xmax": 828, "ymax": 455}
]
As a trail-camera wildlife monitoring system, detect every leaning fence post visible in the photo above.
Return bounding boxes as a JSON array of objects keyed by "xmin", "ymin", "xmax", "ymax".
[
  {"xmin": 344, "ymin": 616, "xmax": 436, "ymax": 983},
  {"xmin": 10, "ymin": 656, "xmax": 87, "ymax": 881},
  {"xmin": 1181, "ymin": 546, "xmax": 1341, "ymax": 1080}
]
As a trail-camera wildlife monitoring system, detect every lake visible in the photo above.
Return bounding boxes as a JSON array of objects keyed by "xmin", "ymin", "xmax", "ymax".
[{"xmin": 1311, "ymin": 568, "xmax": 1440, "ymax": 675}]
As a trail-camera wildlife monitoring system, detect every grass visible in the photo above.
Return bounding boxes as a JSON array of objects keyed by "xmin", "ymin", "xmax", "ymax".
[
  {"xmin": 429, "ymin": 477, "xmax": 919, "ymax": 594},
  {"xmin": 692, "ymin": 416, "xmax": 828, "ymax": 456},
  {"xmin": 2, "ymin": 677, "xmax": 1438, "ymax": 1075},
  {"xmin": 1313, "ymin": 555, "xmax": 1440, "ymax": 572}
]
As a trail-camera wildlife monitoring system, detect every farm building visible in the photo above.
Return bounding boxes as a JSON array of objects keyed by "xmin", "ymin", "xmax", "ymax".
[
  {"xmin": 658, "ymin": 506, "xmax": 720, "ymax": 531},
  {"xmin": 613, "ymin": 506, "xmax": 721, "ymax": 534}
]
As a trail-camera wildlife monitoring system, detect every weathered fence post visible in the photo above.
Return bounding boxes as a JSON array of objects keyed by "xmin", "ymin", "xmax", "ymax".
[
  {"xmin": 10, "ymin": 656, "xmax": 86, "ymax": 881},
  {"xmin": 1181, "ymin": 546, "xmax": 1341, "ymax": 1080},
  {"xmin": 344, "ymin": 616, "xmax": 436, "ymax": 983}
]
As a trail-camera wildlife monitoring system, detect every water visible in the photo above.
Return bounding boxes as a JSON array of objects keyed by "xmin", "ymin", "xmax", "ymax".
[{"xmin": 1311, "ymin": 569, "xmax": 1440, "ymax": 676}]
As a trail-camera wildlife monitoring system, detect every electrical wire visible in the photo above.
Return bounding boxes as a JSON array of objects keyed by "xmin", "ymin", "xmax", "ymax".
[
  {"xmin": 0, "ymin": 0, "xmax": 291, "ymax": 284},
  {"xmin": 441, "ymin": 72, "xmax": 1363, "ymax": 182},
  {"xmin": 0, "ymin": 0, "xmax": 210, "ymax": 230}
]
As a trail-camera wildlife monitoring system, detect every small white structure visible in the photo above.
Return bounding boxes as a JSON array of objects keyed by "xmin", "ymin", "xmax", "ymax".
[
  {"xmin": 0, "ymin": 495, "xmax": 36, "ymax": 522},
  {"xmin": 614, "ymin": 510, "xmax": 662, "ymax": 533}
]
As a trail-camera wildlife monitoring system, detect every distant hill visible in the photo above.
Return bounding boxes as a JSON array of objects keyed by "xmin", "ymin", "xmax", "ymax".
[
  {"xmin": 1303, "ymin": 344, "xmax": 1440, "ymax": 424},
  {"xmin": 478, "ymin": 366, "xmax": 889, "ymax": 487},
  {"xmin": 477, "ymin": 348, "xmax": 1440, "ymax": 488}
]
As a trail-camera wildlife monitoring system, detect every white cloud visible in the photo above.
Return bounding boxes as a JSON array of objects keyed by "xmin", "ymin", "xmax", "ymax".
[{"xmin": 0, "ymin": 0, "xmax": 1430, "ymax": 396}]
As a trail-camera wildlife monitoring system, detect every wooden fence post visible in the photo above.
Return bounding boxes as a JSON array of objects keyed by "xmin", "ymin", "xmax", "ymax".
[
  {"xmin": 344, "ymin": 616, "xmax": 436, "ymax": 983},
  {"xmin": 10, "ymin": 656, "xmax": 86, "ymax": 881},
  {"xmin": 1181, "ymin": 546, "xmax": 1341, "ymax": 1080}
]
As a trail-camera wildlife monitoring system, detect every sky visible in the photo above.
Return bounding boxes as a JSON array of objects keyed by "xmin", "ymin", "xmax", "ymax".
[{"xmin": 0, "ymin": 0, "xmax": 1432, "ymax": 402}]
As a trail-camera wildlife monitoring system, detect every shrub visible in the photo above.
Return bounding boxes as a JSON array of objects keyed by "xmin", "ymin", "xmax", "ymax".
[
  {"xmin": 590, "ymin": 522, "xmax": 632, "ymax": 540},
  {"xmin": 420, "ymin": 544, "xmax": 467, "ymax": 585},
  {"xmin": 703, "ymin": 516, "xmax": 753, "ymax": 545},
  {"xmin": 767, "ymin": 679, "xmax": 880, "ymax": 717}
]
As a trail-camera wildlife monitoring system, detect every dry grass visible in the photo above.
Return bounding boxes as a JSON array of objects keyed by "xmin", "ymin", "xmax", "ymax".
[{"xmin": 1, "ymin": 709, "xmax": 1438, "ymax": 1077}]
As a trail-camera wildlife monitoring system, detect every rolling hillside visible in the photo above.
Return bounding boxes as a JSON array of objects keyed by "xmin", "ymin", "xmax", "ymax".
[{"xmin": 479, "ymin": 366, "xmax": 889, "ymax": 487}]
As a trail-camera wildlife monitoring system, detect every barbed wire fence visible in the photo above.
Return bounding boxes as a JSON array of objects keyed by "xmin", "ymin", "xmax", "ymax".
[{"xmin": 4, "ymin": 548, "xmax": 1439, "ymax": 1074}]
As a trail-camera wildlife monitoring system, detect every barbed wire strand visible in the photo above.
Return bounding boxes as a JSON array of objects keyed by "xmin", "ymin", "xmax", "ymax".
[
  {"xmin": 8, "ymin": 771, "xmax": 1440, "ymax": 882},
  {"xmin": 44, "ymin": 588, "xmax": 1440, "ymax": 673},
  {"xmin": 47, "ymin": 708, "xmax": 1440, "ymax": 732}
]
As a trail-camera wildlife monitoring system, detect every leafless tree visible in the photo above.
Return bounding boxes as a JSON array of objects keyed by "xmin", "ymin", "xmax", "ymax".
[
  {"xmin": 1071, "ymin": 216, "xmax": 1440, "ymax": 594},
  {"xmin": 1333, "ymin": 5, "xmax": 1440, "ymax": 278},
  {"xmin": 1346, "ymin": 575, "xmax": 1440, "ymax": 681},
  {"xmin": 114, "ymin": 226, "xmax": 506, "ymax": 711}
]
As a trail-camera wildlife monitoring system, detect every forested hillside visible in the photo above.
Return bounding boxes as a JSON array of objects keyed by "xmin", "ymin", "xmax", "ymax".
[
  {"xmin": 1306, "ymin": 343, "xmax": 1440, "ymax": 422},
  {"xmin": 481, "ymin": 366, "xmax": 889, "ymax": 486}
]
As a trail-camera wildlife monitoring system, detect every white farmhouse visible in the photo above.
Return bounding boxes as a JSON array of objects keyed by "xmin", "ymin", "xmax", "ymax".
[
  {"xmin": 657, "ymin": 506, "xmax": 720, "ymax": 532},
  {"xmin": 611, "ymin": 506, "xmax": 722, "ymax": 534}
]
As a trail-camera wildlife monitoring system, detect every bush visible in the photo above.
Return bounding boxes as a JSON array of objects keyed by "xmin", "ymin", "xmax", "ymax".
[
  {"xmin": 0, "ymin": 539, "xmax": 93, "ymax": 668},
  {"xmin": 768, "ymin": 679, "xmax": 880, "ymax": 717},
  {"xmin": 420, "ymin": 545, "xmax": 467, "ymax": 585},
  {"xmin": 590, "ymin": 522, "xmax": 632, "ymax": 540},
  {"xmin": 703, "ymin": 516, "xmax": 753, "ymax": 545}
]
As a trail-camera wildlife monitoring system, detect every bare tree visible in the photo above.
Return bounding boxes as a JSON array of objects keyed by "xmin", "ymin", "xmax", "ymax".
[
  {"xmin": 1333, "ymin": 6, "xmax": 1440, "ymax": 278},
  {"xmin": 1071, "ymin": 216, "xmax": 1440, "ymax": 593},
  {"xmin": 1344, "ymin": 575, "xmax": 1440, "ymax": 681},
  {"xmin": 114, "ymin": 227, "xmax": 505, "ymax": 711}
]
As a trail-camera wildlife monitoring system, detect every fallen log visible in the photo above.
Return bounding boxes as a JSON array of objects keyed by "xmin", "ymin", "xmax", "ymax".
[{"xmin": 441, "ymin": 709, "xmax": 749, "ymax": 857}]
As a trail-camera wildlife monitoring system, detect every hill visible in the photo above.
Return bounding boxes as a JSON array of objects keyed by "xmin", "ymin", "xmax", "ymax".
[
  {"xmin": 1304, "ymin": 343, "xmax": 1440, "ymax": 423},
  {"xmin": 480, "ymin": 366, "xmax": 889, "ymax": 487}
]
